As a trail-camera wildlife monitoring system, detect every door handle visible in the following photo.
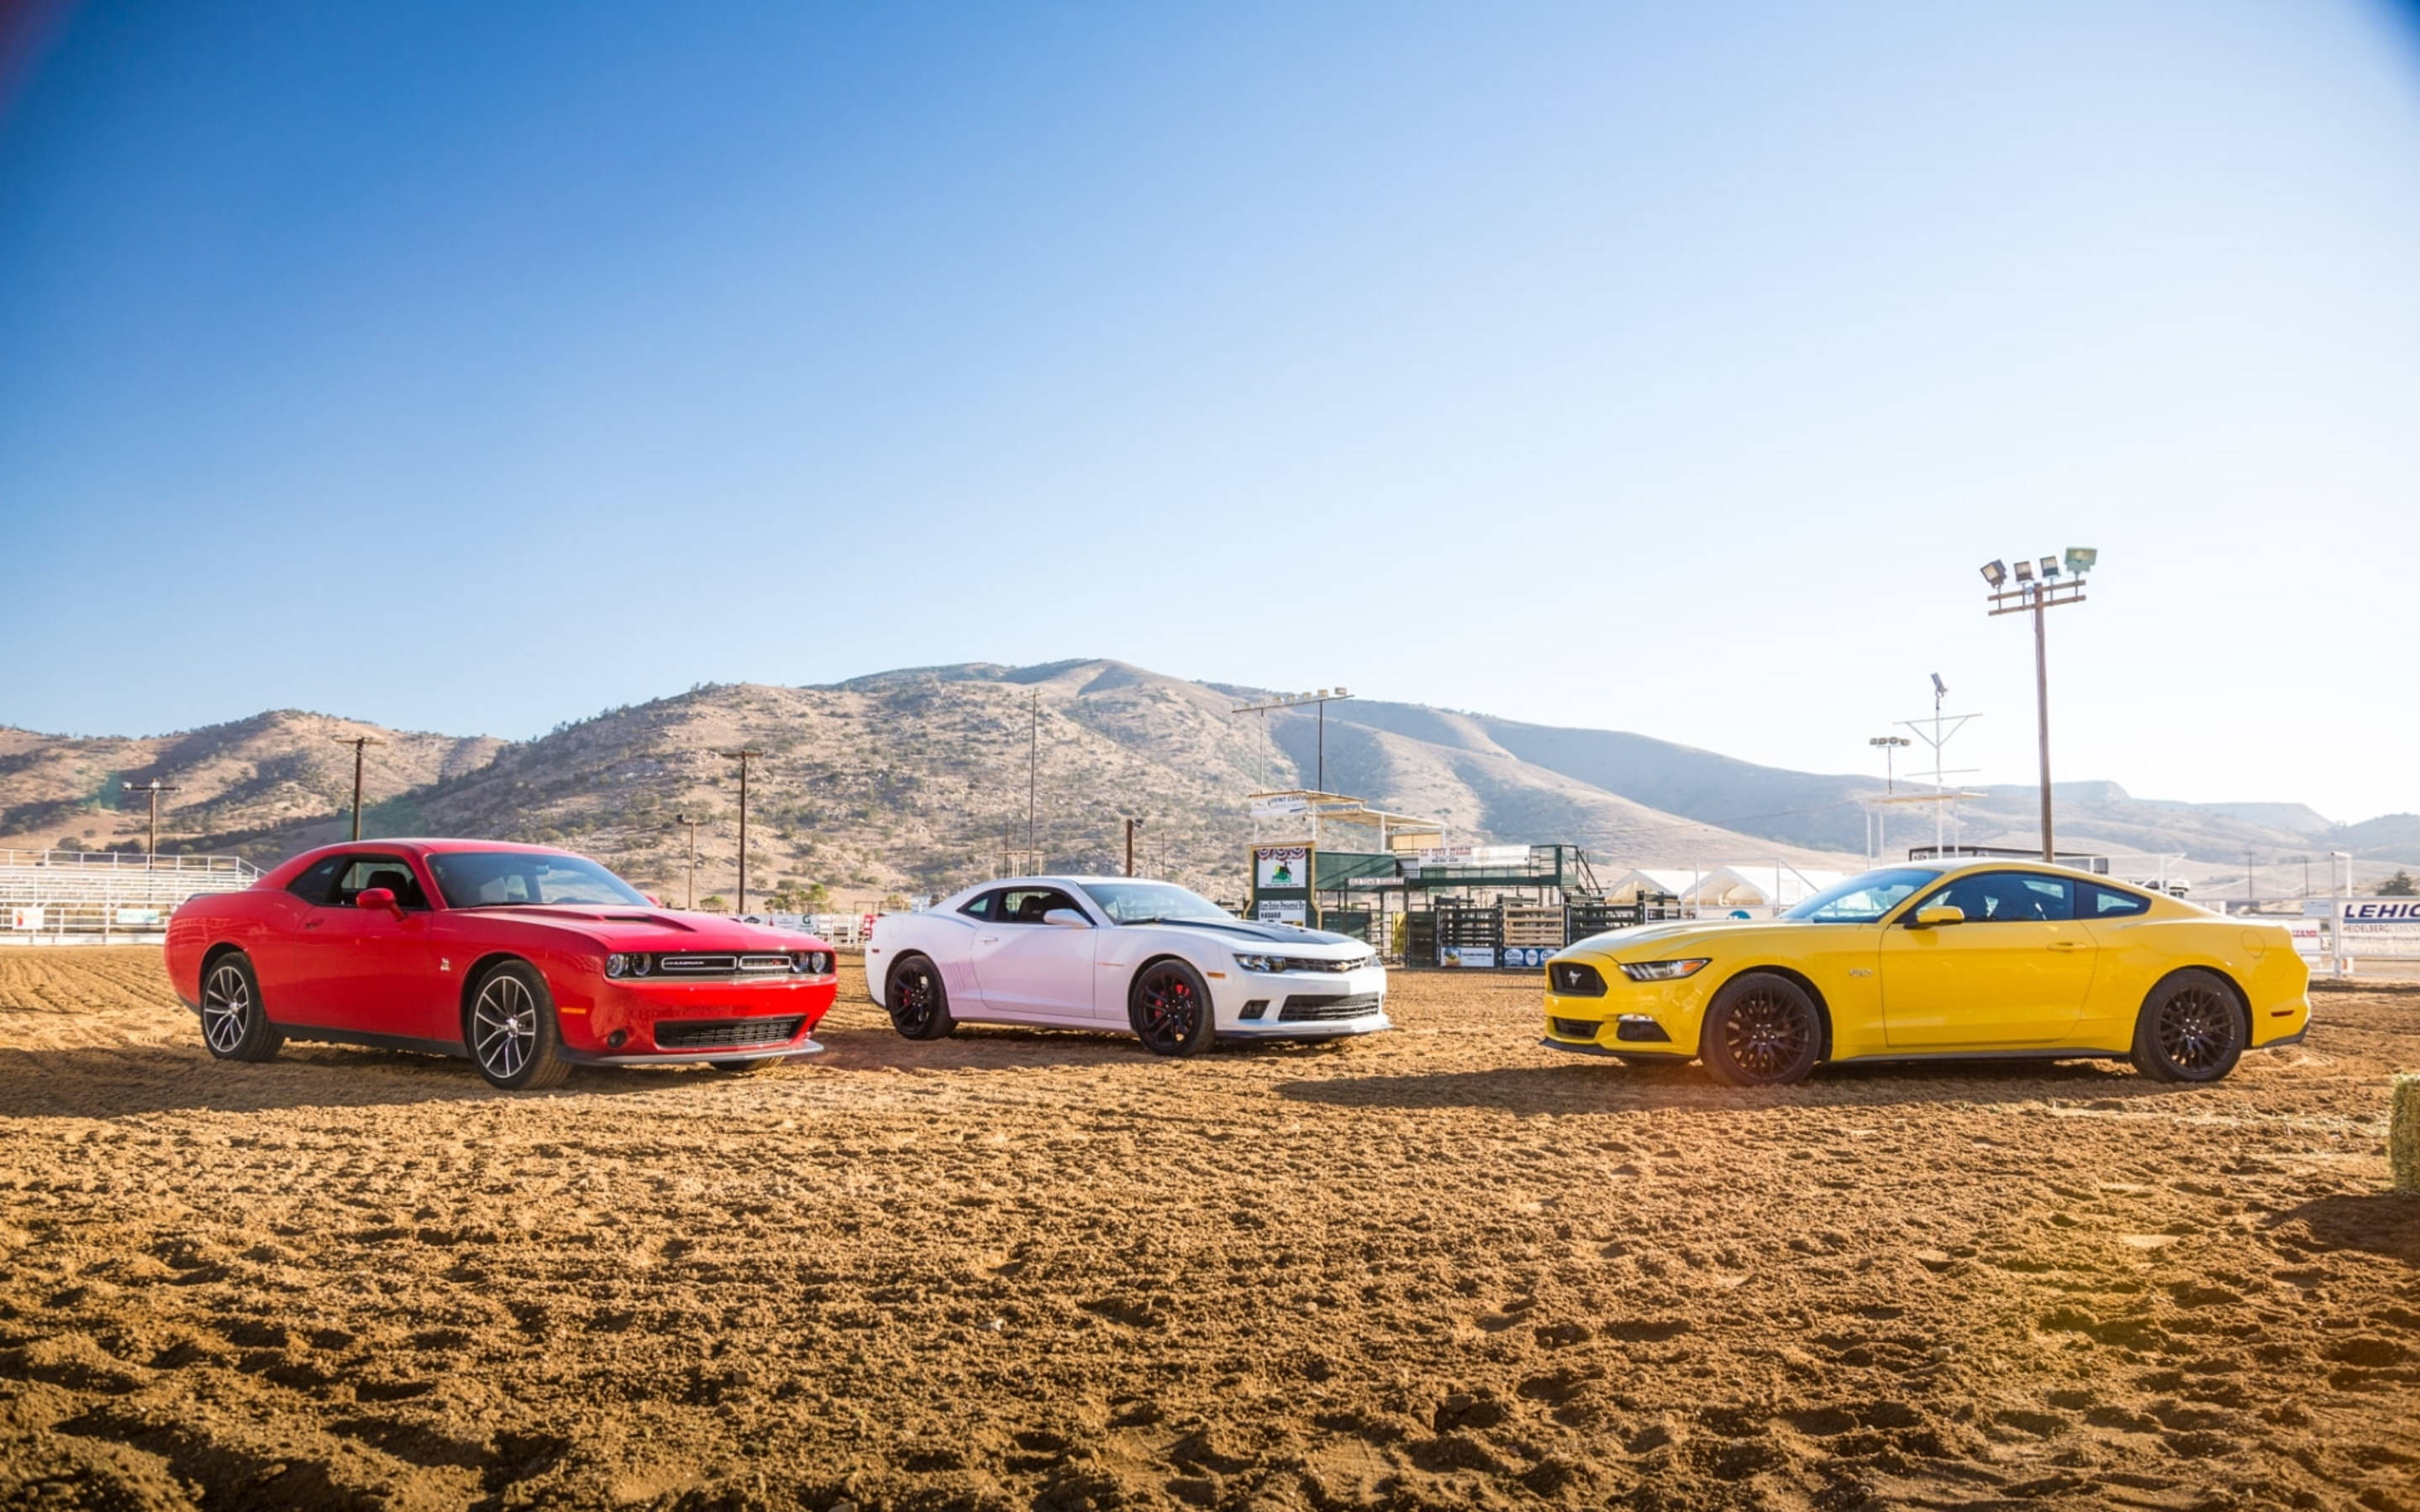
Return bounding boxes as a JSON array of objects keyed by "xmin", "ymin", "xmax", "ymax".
[
  {"xmin": 2048, "ymin": 941, "xmax": 2083, "ymax": 951},
  {"xmin": 302, "ymin": 919, "xmax": 324, "ymax": 931},
  {"xmin": 978, "ymin": 935, "xmax": 999, "ymax": 944}
]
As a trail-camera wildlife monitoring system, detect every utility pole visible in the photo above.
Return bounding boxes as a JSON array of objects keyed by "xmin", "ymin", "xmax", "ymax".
[
  {"xmin": 330, "ymin": 736, "xmax": 387, "ymax": 842},
  {"xmin": 1228, "ymin": 687, "xmax": 1355, "ymax": 792},
  {"xmin": 121, "ymin": 779, "xmax": 181, "ymax": 859},
  {"xmin": 1126, "ymin": 816, "xmax": 1145, "ymax": 878},
  {"xmin": 1028, "ymin": 690, "xmax": 1039, "ymax": 873},
  {"xmin": 672, "ymin": 815, "xmax": 702, "ymax": 909},
  {"xmin": 715, "ymin": 749, "xmax": 762, "ymax": 914},
  {"xmin": 1867, "ymin": 736, "xmax": 1909, "ymax": 864},
  {"xmin": 1980, "ymin": 549, "xmax": 2094, "ymax": 863}
]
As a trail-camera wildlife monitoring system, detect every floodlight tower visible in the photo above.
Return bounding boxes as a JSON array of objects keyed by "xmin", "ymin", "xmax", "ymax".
[
  {"xmin": 1896, "ymin": 675, "xmax": 1980, "ymax": 858},
  {"xmin": 1979, "ymin": 549, "xmax": 2096, "ymax": 864},
  {"xmin": 121, "ymin": 779, "xmax": 181, "ymax": 859},
  {"xmin": 1867, "ymin": 736, "xmax": 1909, "ymax": 862}
]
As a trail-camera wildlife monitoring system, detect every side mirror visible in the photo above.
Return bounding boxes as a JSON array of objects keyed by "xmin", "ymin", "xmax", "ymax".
[
  {"xmin": 1042, "ymin": 907, "xmax": 1091, "ymax": 928},
  {"xmin": 644, "ymin": 893, "xmax": 662, "ymax": 908},
  {"xmin": 355, "ymin": 887, "xmax": 400, "ymax": 916},
  {"xmin": 1910, "ymin": 904, "xmax": 1965, "ymax": 928}
]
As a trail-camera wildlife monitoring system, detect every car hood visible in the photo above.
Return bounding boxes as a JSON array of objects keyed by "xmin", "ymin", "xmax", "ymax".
[
  {"xmin": 1133, "ymin": 917, "xmax": 1368, "ymax": 953},
  {"xmin": 456, "ymin": 907, "xmax": 831, "ymax": 951},
  {"xmin": 1565, "ymin": 918, "xmax": 1766, "ymax": 960}
]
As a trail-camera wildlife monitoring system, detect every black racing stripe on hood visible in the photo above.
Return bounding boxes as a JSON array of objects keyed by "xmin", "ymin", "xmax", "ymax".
[{"xmin": 1143, "ymin": 918, "xmax": 1361, "ymax": 948}]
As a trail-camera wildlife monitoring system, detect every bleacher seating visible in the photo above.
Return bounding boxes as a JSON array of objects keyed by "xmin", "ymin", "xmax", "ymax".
[{"xmin": 0, "ymin": 849, "xmax": 260, "ymax": 942}]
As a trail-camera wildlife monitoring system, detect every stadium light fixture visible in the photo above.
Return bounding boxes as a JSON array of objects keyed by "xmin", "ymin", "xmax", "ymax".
[
  {"xmin": 1979, "ymin": 559, "xmax": 2007, "ymax": 588},
  {"xmin": 1981, "ymin": 548, "xmax": 2096, "ymax": 864},
  {"xmin": 121, "ymin": 779, "xmax": 182, "ymax": 859},
  {"xmin": 1229, "ymin": 685, "xmax": 1358, "ymax": 792},
  {"xmin": 1930, "ymin": 672, "xmax": 1948, "ymax": 699}
]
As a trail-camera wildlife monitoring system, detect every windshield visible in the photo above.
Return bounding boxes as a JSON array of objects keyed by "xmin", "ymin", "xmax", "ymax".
[
  {"xmin": 1077, "ymin": 880, "xmax": 1236, "ymax": 925},
  {"xmin": 1778, "ymin": 867, "xmax": 1941, "ymax": 924},
  {"xmin": 428, "ymin": 851, "xmax": 650, "ymax": 909}
]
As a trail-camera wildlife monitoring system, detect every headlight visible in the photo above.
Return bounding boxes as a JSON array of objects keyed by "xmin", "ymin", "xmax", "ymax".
[
  {"xmin": 1619, "ymin": 958, "xmax": 1711, "ymax": 982},
  {"xmin": 1234, "ymin": 953, "xmax": 1276, "ymax": 973},
  {"xmin": 792, "ymin": 952, "xmax": 831, "ymax": 974},
  {"xmin": 603, "ymin": 953, "xmax": 630, "ymax": 978},
  {"xmin": 629, "ymin": 953, "xmax": 651, "ymax": 976}
]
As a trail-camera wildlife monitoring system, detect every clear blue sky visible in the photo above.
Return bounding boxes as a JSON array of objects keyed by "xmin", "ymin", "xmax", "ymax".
[{"xmin": 4, "ymin": 2, "xmax": 2417, "ymax": 821}]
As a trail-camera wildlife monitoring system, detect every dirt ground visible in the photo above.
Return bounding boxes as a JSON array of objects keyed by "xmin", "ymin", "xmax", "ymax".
[{"xmin": 1, "ymin": 951, "xmax": 2415, "ymax": 1512}]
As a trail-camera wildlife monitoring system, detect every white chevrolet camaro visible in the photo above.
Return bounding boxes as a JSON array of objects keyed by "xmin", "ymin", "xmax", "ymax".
[{"xmin": 863, "ymin": 876, "xmax": 1391, "ymax": 1055}]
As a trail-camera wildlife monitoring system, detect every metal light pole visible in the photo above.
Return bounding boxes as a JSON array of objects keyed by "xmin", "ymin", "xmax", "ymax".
[
  {"xmin": 1867, "ymin": 736, "xmax": 1908, "ymax": 863},
  {"xmin": 715, "ymin": 749, "xmax": 763, "ymax": 915},
  {"xmin": 331, "ymin": 736, "xmax": 387, "ymax": 841},
  {"xmin": 1028, "ymin": 689, "xmax": 1039, "ymax": 872},
  {"xmin": 1228, "ymin": 687, "xmax": 1355, "ymax": 792},
  {"xmin": 673, "ymin": 815, "xmax": 702, "ymax": 909},
  {"xmin": 122, "ymin": 780, "xmax": 181, "ymax": 859},
  {"xmin": 1981, "ymin": 549, "xmax": 2095, "ymax": 864}
]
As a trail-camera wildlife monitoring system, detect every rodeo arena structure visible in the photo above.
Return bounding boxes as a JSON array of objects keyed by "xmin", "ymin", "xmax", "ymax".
[{"xmin": 1239, "ymin": 789, "xmax": 1853, "ymax": 969}]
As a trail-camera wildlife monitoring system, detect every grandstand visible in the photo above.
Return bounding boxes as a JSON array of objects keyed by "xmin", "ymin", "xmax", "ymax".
[{"xmin": 0, "ymin": 849, "xmax": 260, "ymax": 944}]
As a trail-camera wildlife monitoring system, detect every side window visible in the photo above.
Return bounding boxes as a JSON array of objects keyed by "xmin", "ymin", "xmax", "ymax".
[
  {"xmin": 960, "ymin": 891, "xmax": 997, "ymax": 921},
  {"xmin": 1929, "ymin": 871, "xmax": 2074, "ymax": 923},
  {"xmin": 2085, "ymin": 884, "xmax": 2151, "ymax": 919},
  {"xmin": 996, "ymin": 888, "xmax": 1082, "ymax": 924},
  {"xmin": 287, "ymin": 856, "xmax": 345, "ymax": 906},
  {"xmin": 332, "ymin": 857, "xmax": 430, "ymax": 910}
]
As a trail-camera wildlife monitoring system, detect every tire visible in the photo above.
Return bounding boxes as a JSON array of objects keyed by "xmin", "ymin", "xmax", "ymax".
[
  {"xmin": 199, "ymin": 952, "xmax": 281, "ymax": 1063},
  {"xmin": 886, "ymin": 954, "xmax": 955, "ymax": 1040},
  {"xmin": 1128, "ymin": 958, "xmax": 1216, "ymax": 1058},
  {"xmin": 1700, "ymin": 972, "xmax": 1823, "ymax": 1087},
  {"xmin": 2129, "ymin": 969, "xmax": 2246, "ymax": 1084},
  {"xmin": 466, "ymin": 961, "xmax": 571, "ymax": 1090}
]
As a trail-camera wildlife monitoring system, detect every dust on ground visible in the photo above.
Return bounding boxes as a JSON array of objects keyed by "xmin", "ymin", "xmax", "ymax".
[{"xmin": 2, "ymin": 950, "xmax": 2415, "ymax": 1511}]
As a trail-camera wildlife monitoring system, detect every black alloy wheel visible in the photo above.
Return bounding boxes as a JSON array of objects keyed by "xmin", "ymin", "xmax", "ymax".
[
  {"xmin": 1701, "ymin": 973, "xmax": 1822, "ymax": 1087},
  {"xmin": 1129, "ymin": 959, "xmax": 1216, "ymax": 1057},
  {"xmin": 886, "ymin": 955, "xmax": 955, "ymax": 1040},
  {"xmin": 2130, "ymin": 969, "xmax": 2246, "ymax": 1084},
  {"xmin": 468, "ymin": 961, "xmax": 571, "ymax": 1090},
  {"xmin": 199, "ymin": 952, "xmax": 281, "ymax": 1063}
]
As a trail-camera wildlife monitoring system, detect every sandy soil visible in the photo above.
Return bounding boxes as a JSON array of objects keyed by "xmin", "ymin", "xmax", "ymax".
[{"xmin": 1, "ymin": 951, "xmax": 2415, "ymax": 1512}]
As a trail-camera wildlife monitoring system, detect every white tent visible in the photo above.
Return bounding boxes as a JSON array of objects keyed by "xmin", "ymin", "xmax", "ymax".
[{"xmin": 1601, "ymin": 864, "xmax": 1849, "ymax": 912}]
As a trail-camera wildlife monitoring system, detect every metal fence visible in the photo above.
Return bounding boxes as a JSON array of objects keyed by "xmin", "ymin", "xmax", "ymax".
[{"xmin": 0, "ymin": 851, "xmax": 260, "ymax": 943}]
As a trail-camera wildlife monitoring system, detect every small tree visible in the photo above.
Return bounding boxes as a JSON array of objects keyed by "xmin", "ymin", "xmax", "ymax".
[
  {"xmin": 2380, "ymin": 870, "xmax": 2417, "ymax": 897},
  {"xmin": 802, "ymin": 882, "xmax": 832, "ymax": 912},
  {"xmin": 698, "ymin": 894, "xmax": 728, "ymax": 912}
]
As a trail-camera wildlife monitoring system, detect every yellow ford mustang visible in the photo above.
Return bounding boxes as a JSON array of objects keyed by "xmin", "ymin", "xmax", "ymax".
[{"xmin": 1541, "ymin": 862, "xmax": 2309, "ymax": 1086}]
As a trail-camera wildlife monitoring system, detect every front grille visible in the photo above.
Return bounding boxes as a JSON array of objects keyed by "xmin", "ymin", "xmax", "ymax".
[
  {"xmin": 1549, "ymin": 963, "xmax": 1607, "ymax": 997},
  {"xmin": 737, "ymin": 954, "xmax": 793, "ymax": 974},
  {"xmin": 656, "ymin": 954, "xmax": 738, "ymax": 975},
  {"xmin": 1278, "ymin": 993, "xmax": 1382, "ymax": 1022},
  {"xmin": 1290, "ymin": 955, "xmax": 1376, "ymax": 974},
  {"xmin": 654, "ymin": 1016, "xmax": 805, "ymax": 1050},
  {"xmin": 1549, "ymin": 1016, "xmax": 1605, "ymax": 1041}
]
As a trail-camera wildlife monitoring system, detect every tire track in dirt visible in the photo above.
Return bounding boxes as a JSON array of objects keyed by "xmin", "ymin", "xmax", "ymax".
[{"xmin": 1, "ymin": 952, "xmax": 2413, "ymax": 1509}]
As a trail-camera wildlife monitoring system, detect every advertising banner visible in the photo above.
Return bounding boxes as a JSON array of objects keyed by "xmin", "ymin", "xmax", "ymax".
[
  {"xmin": 2340, "ymin": 899, "xmax": 2420, "ymax": 960},
  {"xmin": 1255, "ymin": 899, "xmax": 1308, "ymax": 926},
  {"xmin": 1255, "ymin": 847, "xmax": 1309, "ymax": 890},
  {"xmin": 1439, "ymin": 945, "xmax": 1496, "ymax": 969},
  {"xmin": 8, "ymin": 906, "xmax": 43, "ymax": 932},
  {"xmin": 1499, "ymin": 946, "xmax": 1553, "ymax": 969}
]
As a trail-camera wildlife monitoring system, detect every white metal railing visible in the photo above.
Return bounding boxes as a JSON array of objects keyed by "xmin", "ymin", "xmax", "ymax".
[{"xmin": 0, "ymin": 852, "xmax": 261, "ymax": 942}]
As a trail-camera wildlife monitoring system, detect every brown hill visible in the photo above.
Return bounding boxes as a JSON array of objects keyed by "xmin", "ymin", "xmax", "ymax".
[{"xmin": 0, "ymin": 662, "xmax": 1852, "ymax": 904}]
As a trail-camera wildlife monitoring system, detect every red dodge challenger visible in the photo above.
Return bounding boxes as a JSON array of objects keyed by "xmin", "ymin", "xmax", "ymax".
[{"xmin": 165, "ymin": 839, "xmax": 837, "ymax": 1089}]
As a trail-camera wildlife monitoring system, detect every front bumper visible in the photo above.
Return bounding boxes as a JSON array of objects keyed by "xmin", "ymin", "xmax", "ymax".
[
  {"xmin": 1216, "ymin": 963, "xmax": 1391, "ymax": 1038},
  {"xmin": 561, "ymin": 1039, "xmax": 825, "ymax": 1067},
  {"xmin": 562, "ymin": 974, "xmax": 838, "ymax": 1058},
  {"xmin": 1539, "ymin": 964, "xmax": 1711, "ymax": 1058}
]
